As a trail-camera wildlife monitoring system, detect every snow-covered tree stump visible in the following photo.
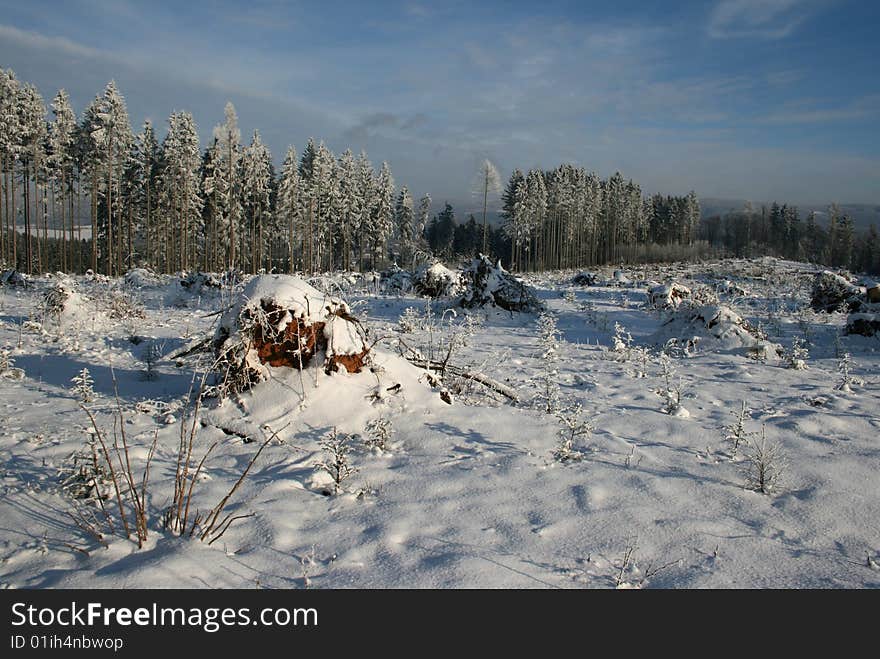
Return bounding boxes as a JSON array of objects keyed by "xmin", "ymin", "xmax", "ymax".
[{"xmin": 213, "ymin": 275, "xmax": 370, "ymax": 392}]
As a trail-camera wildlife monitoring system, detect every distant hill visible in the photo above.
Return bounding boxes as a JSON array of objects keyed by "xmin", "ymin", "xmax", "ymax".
[{"xmin": 700, "ymin": 198, "xmax": 880, "ymax": 231}]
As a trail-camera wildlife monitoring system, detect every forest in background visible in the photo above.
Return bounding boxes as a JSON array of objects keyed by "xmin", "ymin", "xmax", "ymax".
[{"xmin": 2, "ymin": 68, "xmax": 877, "ymax": 277}]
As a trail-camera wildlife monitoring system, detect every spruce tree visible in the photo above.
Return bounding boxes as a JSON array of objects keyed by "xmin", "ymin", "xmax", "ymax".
[{"xmin": 394, "ymin": 185, "xmax": 415, "ymax": 266}]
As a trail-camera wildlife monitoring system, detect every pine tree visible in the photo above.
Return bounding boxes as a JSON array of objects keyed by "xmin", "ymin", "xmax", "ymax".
[
  {"xmin": 335, "ymin": 149, "xmax": 358, "ymax": 271},
  {"xmin": 0, "ymin": 69, "xmax": 23, "ymax": 268},
  {"xmin": 47, "ymin": 90, "xmax": 76, "ymax": 272},
  {"xmin": 158, "ymin": 111, "xmax": 202, "ymax": 272},
  {"xmin": 198, "ymin": 138, "xmax": 222, "ymax": 271},
  {"xmin": 354, "ymin": 152, "xmax": 374, "ymax": 271},
  {"xmin": 836, "ymin": 215, "xmax": 855, "ymax": 271},
  {"xmin": 524, "ymin": 169, "xmax": 547, "ymax": 270},
  {"xmin": 827, "ymin": 203, "xmax": 840, "ymax": 266},
  {"xmin": 415, "ymin": 193, "xmax": 431, "ymax": 259},
  {"xmin": 212, "ymin": 102, "xmax": 242, "ymax": 270},
  {"xmin": 394, "ymin": 185, "xmax": 415, "ymax": 266},
  {"xmin": 16, "ymin": 83, "xmax": 47, "ymax": 274},
  {"xmin": 312, "ymin": 142, "xmax": 336, "ymax": 271},
  {"xmin": 277, "ymin": 145, "xmax": 302, "ymax": 272},
  {"xmin": 91, "ymin": 81, "xmax": 133, "ymax": 276},
  {"xmin": 241, "ymin": 130, "xmax": 273, "ymax": 273},
  {"xmin": 803, "ymin": 211, "xmax": 823, "ymax": 263},
  {"xmin": 368, "ymin": 161, "xmax": 395, "ymax": 269}
]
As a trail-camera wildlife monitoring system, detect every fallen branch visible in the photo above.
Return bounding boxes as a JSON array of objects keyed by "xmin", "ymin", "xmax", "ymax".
[
  {"xmin": 167, "ymin": 335, "xmax": 213, "ymax": 361},
  {"xmin": 404, "ymin": 356, "xmax": 518, "ymax": 402}
]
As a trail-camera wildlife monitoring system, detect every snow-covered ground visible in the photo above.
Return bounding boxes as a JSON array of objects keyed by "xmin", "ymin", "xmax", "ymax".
[{"xmin": 1, "ymin": 258, "xmax": 878, "ymax": 589}]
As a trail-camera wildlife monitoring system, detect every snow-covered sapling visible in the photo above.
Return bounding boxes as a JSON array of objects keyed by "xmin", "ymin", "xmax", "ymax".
[
  {"xmin": 795, "ymin": 309, "xmax": 813, "ymax": 346},
  {"xmin": 141, "ymin": 340, "xmax": 163, "ymax": 380},
  {"xmin": 743, "ymin": 426, "xmax": 786, "ymax": 495},
  {"xmin": 610, "ymin": 322, "xmax": 632, "ymax": 359},
  {"xmin": 58, "ymin": 435, "xmax": 110, "ymax": 501},
  {"xmin": 397, "ymin": 306, "xmax": 420, "ymax": 333},
  {"xmin": 724, "ymin": 401, "xmax": 755, "ymax": 458},
  {"xmin": 563, "ymin": 289, "xmax": 577, "ymax": 305},
  {"xmin": 552, "ymin": 403, "xmax": 592, "ymax": 463},
  {"xmin": 835, "ymin": 352, "xmax": 861, "ymax": 392},
  {"xmin": 70, "ymin": 368, "xmax": 96, "ymax": 403},
  {"xmin": 42, "ymin": 281, "xmax": 71, "ymax": 320},
  {"xmin": 300, "ymin": 544, "xmax": 318, "ymax": 588},
  {"xmin": 784, "ymin": 337, "xmax": 809, "ymax": 370},
  {"xmin": 656, "ymin": 354, "xmax": 688, "ymax": 417},
  {"xmin": 364, "ymin": 417, "xmax": 394, "ymax": 452},
  {"xmin": 0, "ymin": 346, "xmax": 23, "ymax": 380},
  {"xmin": 316, "ymin": 427, "xmax": 359, "ymax": 495},
  {"xmin": 628, "ymin": 345, "xmax": 652, "ymax": 378},
  {"xmin": 535, "ymin": 313, "xmax": 562, "ymax": 414}
]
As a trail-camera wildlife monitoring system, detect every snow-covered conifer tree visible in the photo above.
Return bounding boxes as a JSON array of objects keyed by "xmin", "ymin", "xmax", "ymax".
[
  {"xmin": 367, "ymin": 162, "xmax": 395, "ymax": 269},
  {"xmin": 46, "ymin": 90, "xmax": 77, "ymax": 271},
  {"xmin": 277, "ymin": 146, "xmax": 302, "ymax": 272},
  {"xmin": 241, "ymin": 130, "xmax": 273, "ymax": 273},
  {"xmin": 335, "ymin": 149, "xmax": 358, "ymax": 270},
  {"xmin": 90, "ymin": 81, "xmax": 132, "ymax": 275},
  {"xmin": 394, "ymin": 185, "xmax": 415, "ymax": 266},
  {"xmin": 0, "ymin": 69, "xmax": 23, "ymax": 267},
  {"xmin": 212, "ymin": 102, "xmax": 242, "ymax": 270},
  {"xmin": 16, "ymin": 83, "xmax": 47, "ymax": 274},
  {"xmin": 158, "ymin": 111, "xmax": 202, "ymax": 272}
]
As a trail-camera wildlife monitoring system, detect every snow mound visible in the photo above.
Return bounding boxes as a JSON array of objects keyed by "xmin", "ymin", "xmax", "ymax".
[
  {"xmin": 647, "ymin": 282, "xmax": 691, "ymax": 309},
  {"xmin": 164, "ymin": 271, "xmax": 226, "ymax": 307},
  {"xmin": 656, "ymin": 304, "xmax": 780, "ymax": 356},
  {"xmin": 460, "ymin": 255, "xmax": 543, "ymax": 313},
  {"xmin": 612, "ymin": 269, "xmax": 632, "ymax": 286},
  {"xmin": 41, "ymin": 278, "xmax": 97, "ymax": 326},
  {"xmin": 381, "ymin": 264, "xmax": 413, "ymax": 294},
  {"xmin": 213, "ymin": 275, "xmax": 370, "ymax": 392},
  {"xmin": 0, "ymin": 269, "xmax": 29, "ymax": 287},
  {"xmin": 811, "ymin": 271, "xmax": 865, "ymax": 313},
  {"xmin": 715, "ymin": 279, "xmax": 749, "ymax": 297},
  {"xmin": 412, "ymin": 262, "xmax": 463, "ymax": 298},
  {"xmin": 124, "ymin": 268, "xmax": 161, "ymax": 288},
  {"xmin": 571, "ymin": 271, "xmax": 599, "ymax": 286},
  {"xmin": 180, "ymin": 271, "xmax": 223, "ymax": 293}
]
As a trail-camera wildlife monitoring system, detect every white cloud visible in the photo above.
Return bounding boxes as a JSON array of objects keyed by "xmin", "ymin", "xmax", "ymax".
[
  {"xmin": 755, "ymin": 94, "xmax": 880, "ymax": 124},
  {"xmin": 708, "ymin": 0, "xmax": 817, "ymax": 39},
  {"xmin": 0, "ymin": 23, "xmax": 104, "ymax": 59}
]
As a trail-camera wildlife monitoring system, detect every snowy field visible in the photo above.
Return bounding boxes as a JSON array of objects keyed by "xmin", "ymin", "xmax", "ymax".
[{"xmin": 0, "ymin": 257, "xmax": 878, "ymax": 589}]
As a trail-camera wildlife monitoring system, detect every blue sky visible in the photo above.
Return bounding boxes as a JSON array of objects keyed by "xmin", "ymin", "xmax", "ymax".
[{"xmin": 1, "ymin": 0, "xmax": 878, "ymax": 206}]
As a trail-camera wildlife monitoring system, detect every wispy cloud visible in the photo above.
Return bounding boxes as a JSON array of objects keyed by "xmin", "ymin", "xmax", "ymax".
[
  {"xmin": 342, "ymin": 111, "xmax": 430, "ymax": 143},
  {"xmin": 755, "ymin": 94, "xmax": 880, "ymax": 124},
  {"xmin": 0, "ymin": 23, "xmax": 104, "ymax": 59},
  {"xmin": 708, "ymin": 0, "xmax": 818, "ymax": 39}
]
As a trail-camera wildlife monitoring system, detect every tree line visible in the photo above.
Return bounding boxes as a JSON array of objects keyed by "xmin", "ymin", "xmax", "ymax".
[
  {"xmin": 3, "ymin": 66, "xmax": 876, "ymax": 278},
  {"xmin": 498, "ymin": 164, "xmax": 702, "ymax": 271},
  {"xmin": 701, "ymin": 202, "xmax": 880, "ymax": 274},
  {"xmin": 0, "ymin": 68, "xmax": 427, "ymax": 276}
]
